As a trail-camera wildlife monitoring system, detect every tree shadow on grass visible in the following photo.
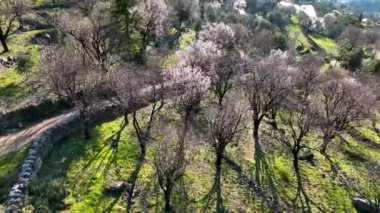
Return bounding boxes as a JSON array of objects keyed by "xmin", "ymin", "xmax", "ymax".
[
  {"xmin": 202, "ymin": 166, "xmax": 223, "ymax": 213},
  {"xmin": 346, "ymin": 129, "xmax": 380, "ymax": 149},
  {"xmin": 223, "ymin": 154, "xmax": 280, "ymax": 212},
  {"xmin": 126, "ymin": 153, "xmax": 145, "ymax": 212},
  {"xmin": 292, "ymin": 167, "xmax": 314, "ymax": 213},
  {"xmin": 253, "ymin": 144, "xmax": 282, "ymax": 212},
  {"xmin": 29, "ymin": 127, "xmax": 105, "ymax": 210}
]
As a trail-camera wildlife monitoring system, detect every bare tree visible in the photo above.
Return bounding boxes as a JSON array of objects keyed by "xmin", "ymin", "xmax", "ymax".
[
  {"xmin": 109, "ymin": 65, "xmax": 164, "ymax": 156},
  {"xmin": 276, "ymin": 98, "xmax": 317, "ymax": 211},
  {"xmin": 68, "ymin": 0, "xmax": 98, "ymax": 16},
  {"xmin": 199, "ymin": 22, "xmax": 236, "ymax": 50},
  {"xmin": 206, "ymin": 98, "xmax": 245, "ymax": 212},
  {"xmin": 137, "ymin": 0, "xmax": 168, "ymax": 62},
  {"xmin": 211, "ymin": 53, "xmax": 243, "ymax": 108},
  {"xmin": 241, "ymin": 50, "xmax": 295, "ymax": 185},
  {"xmin": 197, "ymin": 23, "xmax": 243, "ymax": 107},
  {"xmin": 0, "ymin": 0, "xmax": 30, "ymax": 52},
  {"xmin": 316, "ymin": 71, "xmax": 375, "ymax": 154},
  {"xmin": 154, "ymin": 63, "xmax": 210, "ymax": 212},
  {"xmin": 154, "ymin": 124, "xmax": 187, "ymax": 212},
  {"xmin": 177, "ymin": 39, "xmax": 220, "ymax": 75},
  {"xmin": 108, "ymin": 65, "xmax": 164, "ymax": 209},
  {"xmin": 41, "ymin": 45, "xmax": 100, "ymax": 140},
  {"xmin": 41, "ymin": 3, "xmax": 118, "ymax": 73},
  {"xmin": 166, "ymin": 65, "xmax": 210, "ymax": 159}
]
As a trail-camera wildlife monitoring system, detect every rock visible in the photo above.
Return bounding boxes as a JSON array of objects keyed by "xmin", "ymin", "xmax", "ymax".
[
  {"xmin": 25, "ymin": 155, "xmax": 36, "ymax": 161},
  {"xmin": 35, "ymin": 157, "xmax": 42, "ymax": 172},
  {"xmin": 7, "ymin": 56, "xmax": 16, "ymax": 62},
  {"xmin": 21, "ymin": 166, "xmax": 33, "ymax": 173},
  {"xmin": 9, "ymin": 197, "xmax": 22, "ymax": 204},
  {"xmin": 21, "ymin": 164, "xmax": 32, "ymax": 170},
  {"xmin": 104, "ymin": 181, "xmax": 126, "ymax": 193},
  {"xmin": 17, "ymin": 177, "xmax": 29, "ymax": 184},
  {"xmin": 24, "ymin": 159, "xmax": 35, "ymax": 165},
  {"xmin": 353, "ymin": 197, "xmax": 380, "ymax": 212},
  {"xmin": 18, "ymin": 171, "xmax": 32, "ymax": 179},
  {"xmin": 9, "ymin": 190, "xmax": 22, "ymax": 198},
  {"xmin": 28, "ymin": 149, "xmax": 37, "ymax": 156},
  {"xmin": 0, "ymin": 57, "xmax": 8, "ymax": 64}
]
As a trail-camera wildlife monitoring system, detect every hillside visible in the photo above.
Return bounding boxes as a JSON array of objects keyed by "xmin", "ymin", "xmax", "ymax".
[{"xmin": 0, "ymin": 0, "xmax": 380, "ymax": 212}]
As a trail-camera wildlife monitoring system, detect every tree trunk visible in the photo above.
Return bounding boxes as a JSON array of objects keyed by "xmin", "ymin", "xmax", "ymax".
[
  {"xmin": 115, "ymin": 114, "xmax": 129, "ymax": 142},
  {"xmin": 164, "ymin": 188, "xmax": 172, "ymax": 212},
  {"xmin": 140, "ymin": 141, "xmax": 146, "ymax": 158},
  {"xmin": 293, "ymin": 153, "xmax": 302, "ymax": 205},
  {"xmin": 215, "ymin": 153, "xmax": 223, "ymax": 213},
  {"xmin": 84, "ymin": 122, "xmax": 90, "ymax": 140},
  {"xmin": 18, "ymin": 16, "xmax": 24, "ymax": 30},
  {"xmin": 80, "ymin": 108, "xmax": 90, "ymax": 140},
  {"xmin": 320, "ymin": 135, "xmax": 331, "ymax": 155},
  {"xmin": 177, "ymin": 114, "xmax": 190, "ymax": 162},
  {"xmin": 200, "ymin": 0, "xmax": 205, "ymax": 21},
  {"xmin": 253, "ymin": 118, "xmax": 261, "ymax": 186},
  {"xmin": 0, "ymin": 28, "xmax": 9, "ymax": 53},
  {"xmin": 218, "ymin": 97, "xmax": 223, "ymax": 109}
]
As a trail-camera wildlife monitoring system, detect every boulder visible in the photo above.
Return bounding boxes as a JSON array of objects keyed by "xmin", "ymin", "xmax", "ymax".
[
  {"xmin": 24, "ymin": 159, "xmax": 35, "ymax": 165},
  {"xmin": 353, "ymin": 197, "xmax": 380, "ymax": 212},
  {"xmin": 104, "ymin": 181, "xmax": 126, "ymax": 193},
  {"xmin": 9, "ymin": 190, "xmax": 22, "ymax": 198}
]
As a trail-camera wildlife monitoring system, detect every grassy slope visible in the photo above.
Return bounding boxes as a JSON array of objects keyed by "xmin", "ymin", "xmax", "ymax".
[
  {"xmin": 309, "ymin": 34, "xmax": 338, "ymax": 56},
  {"xmin": 23, "ymin": 115, "xmax": 263, "ymax": 212},
  {"xmin": 0, "ymin": 148, "xmax": 28, "ymax": 203},
  {"xmin": 0, "ymin": 29, "xmax": 51, "ymax": 111},
  {"xmin": 287, "ymin": 15, "xmax": 312, "ymax": 50},
  {"xmin": 20, "ymin": 104, "xmax": 380, "ymax": 212},
  {"xmin": 287, "ymin": 15, "xmax": 338, "ymax": 56}
]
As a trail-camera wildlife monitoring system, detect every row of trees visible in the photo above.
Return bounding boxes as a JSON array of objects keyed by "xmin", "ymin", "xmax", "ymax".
[{"xmin": 37, "ymin": 0, "xmax": 380, "ymax": 211}]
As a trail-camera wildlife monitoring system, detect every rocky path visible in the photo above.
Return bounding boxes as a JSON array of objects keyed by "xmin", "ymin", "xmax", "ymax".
[{"xmin": 0, "ymin": 112, "xmax": 74, "ymax": 157}]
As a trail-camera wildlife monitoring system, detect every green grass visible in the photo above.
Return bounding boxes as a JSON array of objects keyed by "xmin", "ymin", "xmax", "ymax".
[
  {"xmin": 287, "ymin": 16, "xmax": 312, "ymax": 50},
  {"xmin": 25, "ymin": 118, "xmax": 143, "ymax": 212},
  {"xmin": 178, "ymin": 29, "xmax": 196, "ymax": 48},
  {"xmin": 287, "ymin": 15, "xmax": 338, "ymax": 57},
  {"xmin": 0, "ymin": 148, "xmax": 28, "ymax": 203},
  {"xmin": 0, "ymin": 29, "xmax": 49, "ymax": 111},
  {"xmin": 309, "ymin": 34, "xmax": 338, "ymax": 56},
  {"xmin": 24, "ymin": 111, "xmax": 380, "ymax": 212},
  {"xmin": 24, "ymin": 109, "xmax": 267, "ymax": 212},
  {"xmin": 161, "ymin": 29, "xmax": 196, "ymax": 69}
]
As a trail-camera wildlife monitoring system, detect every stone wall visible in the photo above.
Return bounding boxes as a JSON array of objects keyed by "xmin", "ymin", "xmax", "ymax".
[
  {"xmin": 4, "ymin": 102, "xmax": 123, "ymax": 213},
  {"xmin": 0, "ymin": 99, "xmax": 71, "ymax": 134}
]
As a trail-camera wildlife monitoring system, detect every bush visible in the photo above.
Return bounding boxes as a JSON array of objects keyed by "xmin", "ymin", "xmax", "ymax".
[
  {"xmin": 338, "ymin": 39, "xmax": 364, "ymax": 71},
  {"xmin": 16, "ymin": 52, "xmax": 33, "ymax": 72},
  {"xmin": 362, "ymin": 59, "xmax": 380, "ymax": 73},
  {"xmin": 29, "ymin": 179, "xmax": 68, "ymax": 211}
]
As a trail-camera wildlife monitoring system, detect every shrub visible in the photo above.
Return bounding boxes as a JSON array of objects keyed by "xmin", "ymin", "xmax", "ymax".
[
  {"xmin": 362, "ymin": 59, "xmax": 380, "ymax": 73},
  {"xmin": 16, "ymin": 52, "xmax": 33, "ymax": 72}
]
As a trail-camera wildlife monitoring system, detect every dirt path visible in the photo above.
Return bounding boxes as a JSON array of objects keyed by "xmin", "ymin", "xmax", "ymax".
[{"xmin": 0, "ymin": 112, "xmax": 73, "ymax": 157}]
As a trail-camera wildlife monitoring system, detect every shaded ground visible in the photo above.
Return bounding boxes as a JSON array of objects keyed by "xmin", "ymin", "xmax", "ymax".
[{"xmin": 20, "ymin": 111, "xmax": 380, "ymax": 212}]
